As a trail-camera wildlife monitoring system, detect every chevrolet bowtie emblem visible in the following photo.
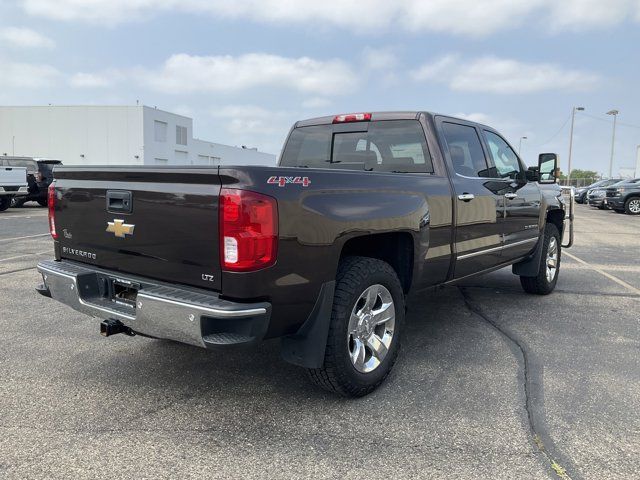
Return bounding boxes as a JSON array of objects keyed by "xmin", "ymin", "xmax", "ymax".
[{"xmin": 106, "ymin": 219, "xmax": 135, "ymax": 238}]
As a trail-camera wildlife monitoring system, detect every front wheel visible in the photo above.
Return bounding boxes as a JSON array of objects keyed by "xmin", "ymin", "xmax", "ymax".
[
  {"xmin": 307, "ymin": 256, "xmax": 404, "ymax": 397},
  {"xmin": 520, "ymin": 224, "xmax": 561, "ymax": 295}
]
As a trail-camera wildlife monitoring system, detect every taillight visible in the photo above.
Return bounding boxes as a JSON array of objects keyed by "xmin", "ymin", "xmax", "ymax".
[
  {"xmin": 219, "ymin": 189, "xmax": 278, "ymax": 272},
  {"xmin": 48, "ymin": 183, "xmax": 57, "ymax": 239},
  {"xmin": 332, "ymin": 113, "xmax": 372, "ymax": 123}
]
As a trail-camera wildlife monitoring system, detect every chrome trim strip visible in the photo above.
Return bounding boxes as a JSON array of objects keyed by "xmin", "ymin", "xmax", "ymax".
[
  {"xmin": 136, "ymin": 293, "xmax": 267, "ymax": 318},
  {"xmin": 457, "ymin": 237, "xmax": 537, "ymax": 261}
]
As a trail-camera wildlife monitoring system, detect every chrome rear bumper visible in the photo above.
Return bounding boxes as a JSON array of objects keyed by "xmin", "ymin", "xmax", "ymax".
[
  {"xmin": 37, "ymin": 260, "xmax": 271, "ymax": 348},
  {"xmin": 0, "ymin": 186, "xmax": 29, "ymax": 196}
]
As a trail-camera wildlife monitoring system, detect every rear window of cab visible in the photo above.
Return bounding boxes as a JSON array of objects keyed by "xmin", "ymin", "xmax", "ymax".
[{"xmin": 280, "ymin": 120, "xmax": 434, "ymax": 174}]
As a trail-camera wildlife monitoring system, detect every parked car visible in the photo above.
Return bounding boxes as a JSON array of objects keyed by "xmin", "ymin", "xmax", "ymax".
[
  {"xmin": 0, "ymin": 166, "xmax": 29, "ymax": 211},
  {"xmin": 0, "ymin": 157, "xmax": 62, "ymax": 207},
  {"xmin": 587, "ymin": 181, "xmax": 626, "ymax": 209},
  {"xmin": 36, "ymin": 111, "xmax": 573, "ymax": 397},
  {"xmin": 575, "ymin": 178, "xmax": 622, "ymax": 204},
  {"xmin": 604, "ymin": 178, "xmax": 640, "ymax": 214}
]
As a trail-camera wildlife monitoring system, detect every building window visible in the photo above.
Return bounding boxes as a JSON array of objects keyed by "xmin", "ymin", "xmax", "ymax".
[
  {"xmin": 174, "ymin": 150, "xmax": 188, "ymax": 164},
  {"xmin": 154, "ymin": 121, "xmax": 167, "ymax": 142},
  {"xmin": 176, "ymin": 125, "xmax": 188, "ymax": 146},
  {"xmin": 154, "ymin": 158, "xmax": 168, "ymax": 164}
]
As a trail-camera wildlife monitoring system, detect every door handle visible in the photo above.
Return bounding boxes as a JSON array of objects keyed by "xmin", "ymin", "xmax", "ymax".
[
  {"xmin": 457, "ymin": 193, "xmax": 475, "ymax": 202},
  {"xmin": 504, "ymin": 193, "xmax": 518, "ymax": 199}
]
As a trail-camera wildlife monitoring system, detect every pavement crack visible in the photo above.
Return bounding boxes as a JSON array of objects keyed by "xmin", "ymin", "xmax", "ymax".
[
  {"xmin": 458, "ymin": 286, "xmax": 580, "ymax": 480},
  {"xmin": 0, "ymin": 266, "xmax": 36, "ymax": 276}
]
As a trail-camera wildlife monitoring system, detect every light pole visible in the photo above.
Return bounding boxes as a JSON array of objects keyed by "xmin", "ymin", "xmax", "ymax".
[
  {"xmin": 567, "ymin": 106, "xmax": 584, "ymax": 183},
  {"xmin": 518, "ymin": 136, "xmax": 527, "ymax": 156},
  {"xmin": 606, "ymin": 109, "xmax": 619, "ymax": 178}
]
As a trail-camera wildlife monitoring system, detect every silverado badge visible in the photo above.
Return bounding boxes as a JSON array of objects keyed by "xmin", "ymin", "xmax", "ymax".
[{"xmin": 106, "ymin": 219, "xmax": 135, "ymax": 238}]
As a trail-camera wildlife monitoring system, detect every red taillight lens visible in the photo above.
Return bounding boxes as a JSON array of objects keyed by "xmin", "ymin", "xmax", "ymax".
[
  {"xmin": 219, "ymin": 189, "xmax": 278, "ymax": 272},
  {"xmin": 48, "ymin": 183, "xmax": 57, "ymax": 239},
  {"xmin": 332, "ymin": 113, "xmax": 372, "ymax": 123}
]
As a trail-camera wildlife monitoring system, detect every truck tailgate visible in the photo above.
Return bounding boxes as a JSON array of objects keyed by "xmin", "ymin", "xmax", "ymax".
[
  {"xmin": 53, "ymin": 167, "xmax": 222, "ymax": 291},
  {"xmin": 1, "ymin": 167, "xmax": 27, "ymax": 187}
]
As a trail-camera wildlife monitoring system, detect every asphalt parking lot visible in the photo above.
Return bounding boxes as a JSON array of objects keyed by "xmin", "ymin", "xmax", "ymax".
[{"xmin": 1, "ymin": 203, "xmax": 638, "ymax": 479}]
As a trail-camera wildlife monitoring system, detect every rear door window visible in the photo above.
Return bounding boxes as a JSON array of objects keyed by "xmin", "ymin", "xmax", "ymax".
[
  {"xmin": 441, "ymin": 122, "xmax": 491, "ymax": 178},
  {"xmin": 281, "ymin": 120, "xmax": 433, "ymax": 173}
]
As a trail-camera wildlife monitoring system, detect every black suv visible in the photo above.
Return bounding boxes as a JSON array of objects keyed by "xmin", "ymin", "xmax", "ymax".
[
  {"xmin": 0, "ymin": 157, "xmax": 62, "ymax": 206},
  {"xmin": 605, "ymin": 178, "xmax": 640, "ymax": 214}
]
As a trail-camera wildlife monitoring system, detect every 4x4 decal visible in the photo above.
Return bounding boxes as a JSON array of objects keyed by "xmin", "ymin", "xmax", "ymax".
[{"xmin": 267, "ymin": 176, "xmax": 311, "ymax": 187}]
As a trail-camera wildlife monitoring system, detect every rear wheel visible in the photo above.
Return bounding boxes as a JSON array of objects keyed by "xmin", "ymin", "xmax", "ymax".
[
  {"xmin": 307, "ymin": 256, "xmax": 404, "ymax": 397},
  {"xmin": 37, "ymin": 198, "xmax": 48, "ymax": 207},
  {"xmin": 520, "ymin": 223, "xmax": 561, "ymax": 295},
  {"xmin": 0, "ymin": 197, "xmax": 11, "ymax": 211},
  {"xmin": 624, "ymin": 197, "xmax": 640, "ymax": 215}
]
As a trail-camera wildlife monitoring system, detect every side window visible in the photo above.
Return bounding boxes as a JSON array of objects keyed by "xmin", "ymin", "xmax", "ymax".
[
  {"xmin": 441, "ymin": 122, "xmax": 490, "ymax": 177},
  {"xmin": 483, "ymin": 131, "xmax": 524, "ymax": 180}
]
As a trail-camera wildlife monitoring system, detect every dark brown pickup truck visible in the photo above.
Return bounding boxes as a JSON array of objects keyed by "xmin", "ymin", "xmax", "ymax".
[{"xmin": 37, "ymin": 111, "xmax": 574, "ymax": 396}]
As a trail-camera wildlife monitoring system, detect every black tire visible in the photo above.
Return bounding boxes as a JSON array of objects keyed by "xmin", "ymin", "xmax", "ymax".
[
  {"xmin": 624, "ymin": 197, "xmax": 640, "ymax": 215},
  {"xmin": 307, "ymin": 256, "xmax": 404, "ymax": 397},
  {"xmin": 0, "ymin": 197, "xmax": 10, "ymax": 212},
  {"xmin": 37, "ymin": 198, "xmax": 48, "ymax": 207},
  {"xmin": 520, "ymin": 223, "xmax": 561, "ymax": 295}
]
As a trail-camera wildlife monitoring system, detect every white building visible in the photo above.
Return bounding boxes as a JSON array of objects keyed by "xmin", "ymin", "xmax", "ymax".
[{"xmin": 0, "ymin": 105, "xmax": 276, "ymax": 166}]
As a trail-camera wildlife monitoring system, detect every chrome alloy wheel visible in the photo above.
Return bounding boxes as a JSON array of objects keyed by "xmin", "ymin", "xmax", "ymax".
[
  {"xmin": 628, "ymin": 199, "xmax": 640, "ymax": 214},
  {"xmin": 347, "ymin": 284, "xmax": 396, "ymax": 373},
  {"xmin": 546, "ymin": 236, "xmax": 559, "ymax": 283}
]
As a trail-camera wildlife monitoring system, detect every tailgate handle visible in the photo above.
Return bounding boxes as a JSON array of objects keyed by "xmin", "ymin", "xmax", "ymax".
[{"xmin": 106, "ymin": 190, "xmax": 133, "ymax": 214}]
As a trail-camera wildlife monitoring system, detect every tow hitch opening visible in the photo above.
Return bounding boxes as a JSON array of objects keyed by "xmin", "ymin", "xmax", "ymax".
[{"xmin": 100, "ymin": 319, "xmax": 135, "ymax": 337}]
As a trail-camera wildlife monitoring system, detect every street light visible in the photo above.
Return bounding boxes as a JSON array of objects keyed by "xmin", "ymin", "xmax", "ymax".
[
  {"xmin": 518, "ymin": 136, "xmax": 527, "ymax": 155},
  {"xmin": 606, "ymin": 109, "xmax": 619, "ymax": 178},
  {"xmin": 567, "ymin": 106, "xmax": 584, "ymax": 183}
]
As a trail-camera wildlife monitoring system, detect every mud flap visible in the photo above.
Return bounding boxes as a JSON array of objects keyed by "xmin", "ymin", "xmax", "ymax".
[
  {"xmin": 512, "ymin": 238, "xmax": 543, "ymax": 277},
  {"xmin": 280, "ymin": 281, "xmax": 335, "ymax": 369}
]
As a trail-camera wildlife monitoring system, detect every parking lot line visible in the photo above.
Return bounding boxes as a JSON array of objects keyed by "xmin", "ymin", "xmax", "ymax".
[
  {"xmin": 0, "ymin": 214, "xmax": 48, "ymax": 220},
  {"xmin": 0, "ymin": 251, "xmax": 50, "ymax": 262},
  {"xmin": 0, "ymin": 233, "xmax": 50, "ymax": 243},
  {"xmin": 564, "ymin": 251, "xmax": 640, "ymax": 296}
]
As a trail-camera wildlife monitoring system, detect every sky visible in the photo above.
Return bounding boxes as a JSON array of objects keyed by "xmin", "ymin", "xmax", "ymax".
[{"xmin": 1, "ymin": 0, "xmax": 640, "ymax": 176}]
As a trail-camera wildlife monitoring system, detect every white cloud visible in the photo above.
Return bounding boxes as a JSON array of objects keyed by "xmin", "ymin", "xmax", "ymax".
[
  {"xmin": 0, "ymin": 61, "xmax": 60, "ymax": 88},
  {"xmin": 453, "ymin": 112, "xmax": 494, "ymax": 125},
  {"xmin": 362, "ymin": 47, "xmax": 398, "ymax": 71},
  {"xmin": 138, "ymin": 53, "xmax": 357, "ymax": 96},
  {"xmin": 209, "ymin": 104, "xmax": 295, "ymax": 154},
  {"xmin": 302, "ymin": 97, "xmax": 332, "ymax": 109},
  {"xmin": 69, "ymin": 72, "xmax": 113, "ymax": 88},
  {"xmin": 210, "ymin": 105, "xmax": 292, "ymax": 135},
  {"xmin": 413, "ymin": 55, "xmax": 600, "ymax": 94},
  {"xmin": 0, "ymin": 26, "xmax": 54, "ymax": 48},
  {"xmin": 20, "ymin": 0, "xmax": 640, "ymax": 35}
]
